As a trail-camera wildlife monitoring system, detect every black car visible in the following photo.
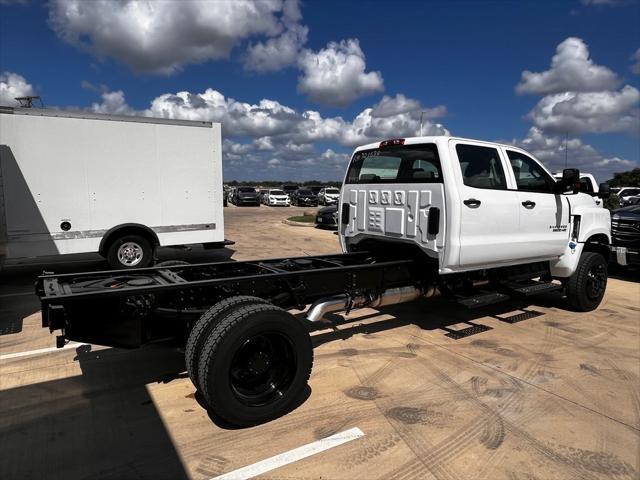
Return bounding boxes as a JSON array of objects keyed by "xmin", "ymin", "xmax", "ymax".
[
  {"xmin": 315, "ymin": 205, "xmax": 338, "ymax": 228},
  {"xmin": 281, "ymin": 185, "xmax": 299, "ymax": 199},
  {"xmin": 611, "ymin": 205, "xmax": 640, "ymax": 267},
  {"xmin": 290, "ymin": 189, "xmax": 318, "ymax": 206},
  {"xmin": 234, "ymin": 186, "xmax": 261, "ymax": 206}
]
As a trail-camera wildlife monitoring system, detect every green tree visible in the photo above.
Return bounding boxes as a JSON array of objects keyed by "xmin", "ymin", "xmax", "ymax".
[
  {"xmin": 603, "ymin": 193, "xmax": 620, "ymax": 211},
  {"xmin": 606, "ymin": 168, "xmax": 640, "ymax": 187}
]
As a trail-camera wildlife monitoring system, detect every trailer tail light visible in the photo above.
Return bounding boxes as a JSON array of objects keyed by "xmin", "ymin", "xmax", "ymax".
[{"xmin": 379, "ymin": 138, "xmax": 405, "ymax": 148}]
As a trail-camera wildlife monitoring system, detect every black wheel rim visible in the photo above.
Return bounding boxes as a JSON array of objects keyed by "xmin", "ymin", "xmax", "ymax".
[
  {"xmin": 229, "ymin": 332, "xmax": 297, "ymax": 407},
  {"xmin": 586, "ymin": 263, "xmax": 606, "ymax": 300}
]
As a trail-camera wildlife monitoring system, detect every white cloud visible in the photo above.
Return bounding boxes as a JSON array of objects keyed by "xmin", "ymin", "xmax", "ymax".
[
  {"xmin": 511, "ymin": 127, "xmax": 637, "ymax": 180},
  {"xmin": 631, "ymin": 48, "xmax": 640, "ymax": 74},
  {"xmin": 516, "ymin": 37, "xmax": 619, "ymax": 95},
  {"xmin": 527, "ymin": 85, "xmax": 640, "ymax": 134},
  {"xmin": 297, "ymin": 39, "xmax": 384, "ymax": 106},
  {"xmin": 0, "ymin": 71, "xmax": 35, "ymax": 106},
  {"xmin": 243, "ymin": 0, "xmax": 307, "ymax": 72},
  {"xmin": 88, "ymin": 86, "xmax": 447, "ymax": 178},
  {"xmin": 48, "ymin": 0, "xmax": 289, "ymax": 74},
  {"xmin": 244, "ymin": 24, "xmax": 308, "ymax": 72},
  {"xmin": 517, "ymin": 37, "xmax": 639, "ymax": 136}
]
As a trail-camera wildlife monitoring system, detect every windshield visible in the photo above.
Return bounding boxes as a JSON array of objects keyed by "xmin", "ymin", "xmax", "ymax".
[
  {"xmin": 270, "ymin": 190, "xmax": 285, "ymax": 195},
  {"xmin": 238, "ymin": 187, "xmax": 256, "ymax": 193},
  {"xmin": 298, "ymin": 189, "xmax": 312, "ymax": 195},
  {"xmin": 325, "ymin": 188, "xmax": 339, "ymax": 194},
  {"xmin": 283, "ymin": 186, "xmax": 298, "ymax": 192},
  {"xmin": 346, "ymin": 143, "xmax": 442, "ymax": 184}
]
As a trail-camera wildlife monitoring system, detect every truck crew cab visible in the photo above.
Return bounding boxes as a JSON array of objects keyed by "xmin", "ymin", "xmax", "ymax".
[{"xmin": 36, "ymin": 136, "xmax": 611, "ymax": 427}]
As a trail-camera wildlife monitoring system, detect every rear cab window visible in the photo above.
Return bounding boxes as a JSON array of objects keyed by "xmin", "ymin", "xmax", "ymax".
[
  {"xmin": 455, "ymin": 144, "xmax": 507, "ymax": 190},
  {"xmin": 346, "ymin": 143, "xmax": 442, "ymax": 184}
]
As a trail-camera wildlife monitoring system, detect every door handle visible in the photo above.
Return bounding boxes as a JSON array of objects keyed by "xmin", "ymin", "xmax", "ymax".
[
  {"xmin": 463, "ymin": 198, "xmax": 481, "ymax": 207},
  {"xmin": 521, "ymin": 200, "xmax": 536, "ymax": 208}
]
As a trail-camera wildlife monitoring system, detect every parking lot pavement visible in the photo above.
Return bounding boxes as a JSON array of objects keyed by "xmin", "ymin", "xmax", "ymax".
[{"xmin": 1, "ymin": 207, "xmax": 639, "ymax": 480}]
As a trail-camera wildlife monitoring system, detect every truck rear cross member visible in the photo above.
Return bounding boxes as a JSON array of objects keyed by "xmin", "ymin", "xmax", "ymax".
[{"xmin": 35, "ymin": 134, "xmax": 612, "ymax": 427}]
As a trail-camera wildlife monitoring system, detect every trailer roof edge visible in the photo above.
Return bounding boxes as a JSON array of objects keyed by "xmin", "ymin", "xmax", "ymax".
[{"xmin": 0, "ymin": 105, "xmax": 215, "ymax": 128}]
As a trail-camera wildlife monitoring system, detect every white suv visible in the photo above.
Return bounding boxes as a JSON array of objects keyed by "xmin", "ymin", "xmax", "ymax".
[
  {"xmin": 318, "ymin": 187, "xmax": 340, "ymax": 205},
  {"xmin": 264, "ymin": 189, "xmax": 291, "ymax": 207}
]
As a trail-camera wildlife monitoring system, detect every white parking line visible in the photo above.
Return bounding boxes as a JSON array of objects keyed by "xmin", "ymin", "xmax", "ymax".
[
  {"xmin": 212, "ymin": 427, "xmax": 365, "ymax": 480},
  {"xmin": 0, "ymin": 342, "xmax": 86, "ymax": 360}
]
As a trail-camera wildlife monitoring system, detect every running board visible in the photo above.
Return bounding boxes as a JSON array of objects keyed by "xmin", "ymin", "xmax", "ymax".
[
  {"xmin": 456, "ymin": 291, "xmax": 510, "ymax": 309},
  {"xmin": 506, "ymin": 281, "xmax": 563, "ymax": 297}
]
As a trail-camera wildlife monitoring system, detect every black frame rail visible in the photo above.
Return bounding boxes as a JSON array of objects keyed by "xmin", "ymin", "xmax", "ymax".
[{"xmin": 36, "ymin": 252, "xmax": 419, "ymax": 348}]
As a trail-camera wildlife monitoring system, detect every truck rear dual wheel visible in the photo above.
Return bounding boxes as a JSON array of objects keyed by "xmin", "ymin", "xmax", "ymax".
[
  {"xmin": 566, "ymin": 252, "xmax": 608, "ymax": 312},
  {"xmin": 185, "ymin": 296, "xmax": 268, "ymax": 388},
  {"xmin": 196, "ymin": 302, "xmax": 313, "ymax": 427}
]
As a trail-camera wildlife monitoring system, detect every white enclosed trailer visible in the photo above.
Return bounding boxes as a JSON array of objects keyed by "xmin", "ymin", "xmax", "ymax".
[{"xmin": 0, "ymin": 106, "xmax": 224, "ymax": 269}]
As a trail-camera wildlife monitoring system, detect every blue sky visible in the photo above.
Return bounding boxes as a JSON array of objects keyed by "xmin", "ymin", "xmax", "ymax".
[{"xmin": 1, "ymin": 0, "xmax": 638, "ymax": 181}]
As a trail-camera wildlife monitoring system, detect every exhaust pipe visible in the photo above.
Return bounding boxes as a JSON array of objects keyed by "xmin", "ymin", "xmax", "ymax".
[{"xmin": 306, "ymin": 286, "xmax": 421, "ymax": 322}]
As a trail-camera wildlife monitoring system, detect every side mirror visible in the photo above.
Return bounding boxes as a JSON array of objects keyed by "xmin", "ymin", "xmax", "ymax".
[
  {"xmin": 598, "ymin": 183, "xmax": 611, "ymax": 199},
  {"xmin": 553, "ymin": 168, "xmax": 581, "ymax": 194}
]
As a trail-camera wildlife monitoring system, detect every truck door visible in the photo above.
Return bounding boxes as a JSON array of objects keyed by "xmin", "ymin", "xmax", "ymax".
[
  {"xmin": 503, "ymin": 148, "xmax": 570, "ymax": 260},
  {"xmin": 451, "ymin": 141, "xmax": 522, "ymax": 267}
]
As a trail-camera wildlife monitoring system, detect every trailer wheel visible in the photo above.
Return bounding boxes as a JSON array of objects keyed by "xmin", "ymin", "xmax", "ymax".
[
  {"xmin": 185, "ymin": 296, "xmax": 268, "ymax": 389},
  {"xmin": 106, "ymin": 234, "xmax": 154, "ymax": 269},
  {"xmin": 566, "ymin": 252, "xmax": 608, "ymax": 312},
  {"xmin": 198, "ymin": 303, "xmax": 313, "ymax": 426}
]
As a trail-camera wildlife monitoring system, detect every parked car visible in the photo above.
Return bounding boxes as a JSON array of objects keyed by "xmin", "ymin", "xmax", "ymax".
[
  {"xmin": 258, "ymin": 189, "xmax": 269, "ymax": 203},
  {"xmin": 290, "ymin": 188, "xmax": 318, "ymax": 206},
  {"xmin": 281, "ymin": 185, "xmax": 299, "ymax": 199},
  {"xmin": 315, "ymin": 205, "xmax": 338, "ymax": 228},
  {"xmin": 308, "ymin": 185, "xmax": 323, "ymax": 195},
  {"xmin": 617, "ymin": 187, "xmax": 640, "ymax": 207},
  {"xmin": 318, "ymin": 187, "xmax": 341, "ymax": 205},
  {"xmin": 264, "ymin": 189, "xmax": 291, "ymax": 207},
  {"xmin": 610, "ymin": 205, "xmax": 640, "ymax": 267},
  {"xmin": 234, "ymin": 186, "xmax": 261, "ymax": 206}
]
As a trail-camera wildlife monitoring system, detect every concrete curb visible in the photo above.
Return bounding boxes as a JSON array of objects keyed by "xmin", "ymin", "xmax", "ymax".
[{"xmin": 282, "ymin": 219, "xmax": 316, "ymax": 228}]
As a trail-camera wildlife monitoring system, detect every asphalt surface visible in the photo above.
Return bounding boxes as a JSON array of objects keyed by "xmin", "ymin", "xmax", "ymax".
[{"xmin": 1, "ymin": 206, "xmax": 639, "ymax": 480}]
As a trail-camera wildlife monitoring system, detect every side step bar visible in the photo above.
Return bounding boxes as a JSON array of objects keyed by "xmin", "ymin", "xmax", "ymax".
[
  {"xmin": 506, "ymin": 281, "xmax": 563, "ymax": 297},
  {"xmin": 455, "ymin": 281, "xmax": 564, "ymax": 309},
  {"xmin": 456, "ymin": 292, "xmax": 510, "ymax": 309}
]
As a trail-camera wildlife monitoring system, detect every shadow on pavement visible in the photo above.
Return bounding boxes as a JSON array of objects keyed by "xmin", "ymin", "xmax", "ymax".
[
  {"xmin": 0, "ymin": 344, "xmax": 189, "ymax": 480},
  {"xmin": 309, "ymin": 293, "xmax": 566, "ymax": 348}
]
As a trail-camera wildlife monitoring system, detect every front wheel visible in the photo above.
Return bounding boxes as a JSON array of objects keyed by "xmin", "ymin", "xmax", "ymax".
[
  {"xmin": 198, "ymin": 303, "xmax": 313, "ymax": 426},
  {"xmin": 566, "ymin": 252, "xmax": 608, "ymax": 311}
]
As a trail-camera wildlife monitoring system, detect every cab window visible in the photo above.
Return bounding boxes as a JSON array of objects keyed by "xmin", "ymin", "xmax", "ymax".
[
  {"xmin": 506, "ymin": 150, "xmax": 555, "ymax": 193},
  {"xmin": 579, "ymin": 177, "xmax": 594, "ymax": 193},
  {"xmin": 456, "ymin": 144, "xmax": 507, "ymax": 190},
  {"xmin": 346, "ymin": 144, "xmax": 442, "ymax": 184}
]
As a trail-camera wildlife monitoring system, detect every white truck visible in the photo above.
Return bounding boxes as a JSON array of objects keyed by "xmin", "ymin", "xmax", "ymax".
[
  {"xmin": 37, "ymin": 135, "xmax": 611, "ymax": 426},
  {"xmin": 0, "ymin": 106, "xmax": 225, "ymax": 269},
  {"xmin": 553, "ymin": 171, "xmax": 602, "ymax": 207}
]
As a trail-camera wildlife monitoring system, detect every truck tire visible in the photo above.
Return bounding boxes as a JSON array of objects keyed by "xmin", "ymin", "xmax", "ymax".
[
  {"xmin": 106, "ymin": 234, "xmax": 154, "ymax": 269},
  {"xmin": 198, "ymin": 303, "xmax": 313, "ymax": 427},
  {"xmin": 566, "ymin": 252, "xmax": 608, "ymax": 312},
  {"xmin": 185, "ymin": 296, "xmax": 267, "ymax": 389}
]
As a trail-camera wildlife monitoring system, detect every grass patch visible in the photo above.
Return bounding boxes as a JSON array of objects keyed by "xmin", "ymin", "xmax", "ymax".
[{"xmin": 288, "ymin": 215, "xmax": 315, "ymax": 223}]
